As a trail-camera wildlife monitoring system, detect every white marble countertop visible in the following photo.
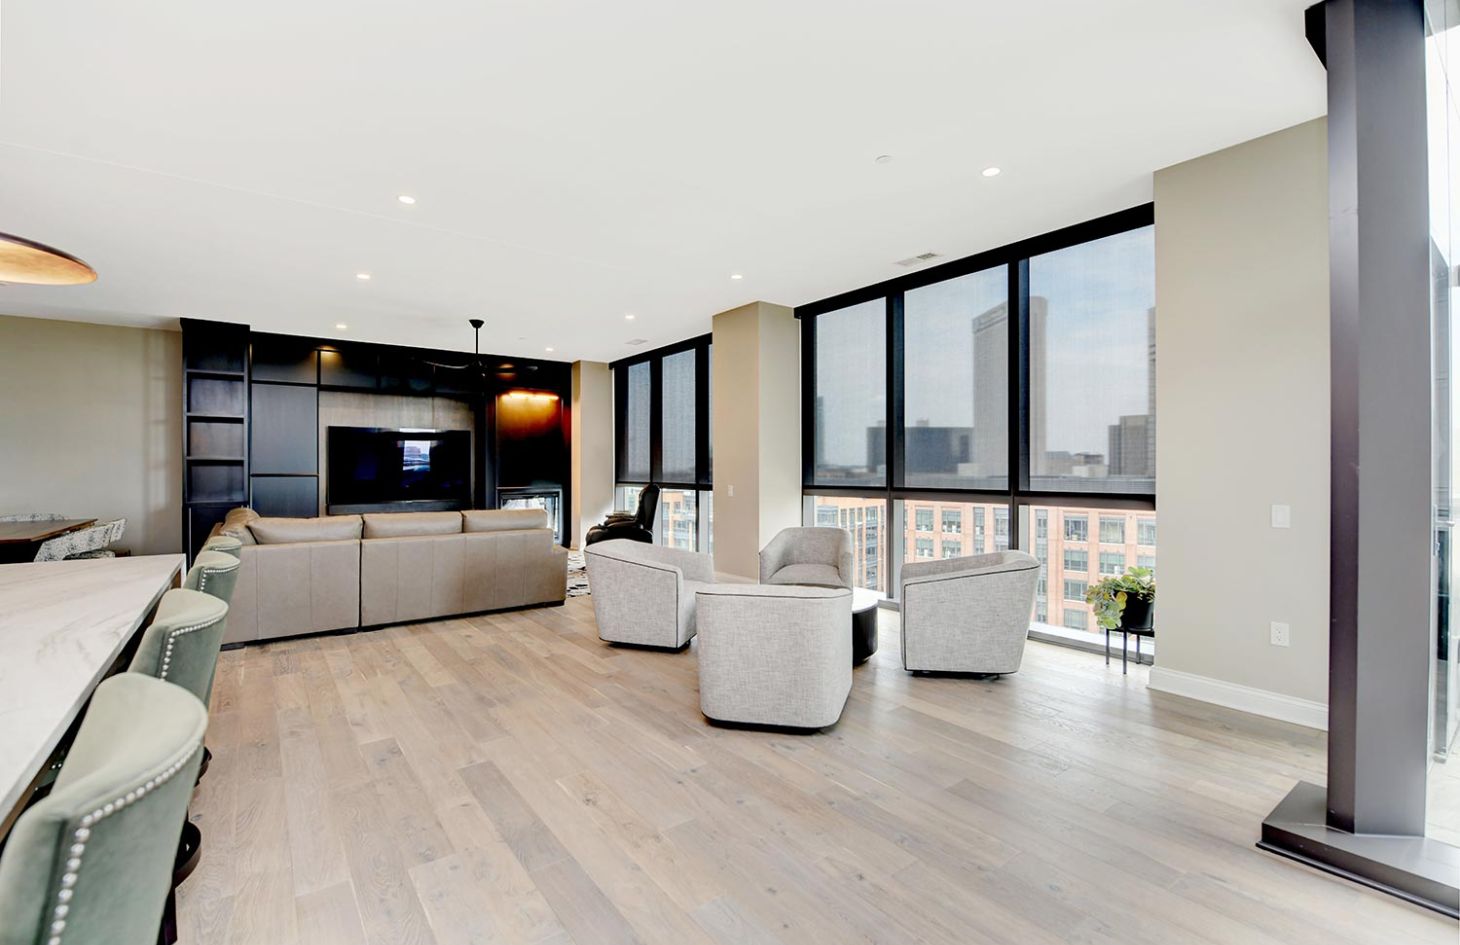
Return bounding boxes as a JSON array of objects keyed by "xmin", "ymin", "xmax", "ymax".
[{"xmin": 0, "ymin": 554, "xmax": 184, "ymax": 827}]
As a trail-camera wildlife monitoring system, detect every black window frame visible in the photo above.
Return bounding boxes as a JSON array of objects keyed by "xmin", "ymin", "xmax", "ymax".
[
  {"xmin": 611, "ymin": 334, "xmax": 713, "ymax": 547},
  {"xmin": 797, "ymin": 204, "xmax": 1156, "ymax": 592},
  {"xmin": 612, "ymin": 334, "xmax": 712, "ymax": 490}
]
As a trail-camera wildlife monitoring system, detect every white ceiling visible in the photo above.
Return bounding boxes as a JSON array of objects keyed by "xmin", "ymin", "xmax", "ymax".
[{"xmin": 0, "ymin": 1, "xmax": 1325, "ymax": 363}]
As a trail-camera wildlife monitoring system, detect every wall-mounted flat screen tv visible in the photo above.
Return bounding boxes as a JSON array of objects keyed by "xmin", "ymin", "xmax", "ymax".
[{"xmin": 327, "ymin": 427, "xmax": 470, "ymax": 513}]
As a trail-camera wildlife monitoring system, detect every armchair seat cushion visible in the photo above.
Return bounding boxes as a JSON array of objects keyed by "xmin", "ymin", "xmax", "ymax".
[{"xmin": 764, "ymin": 563, "xmax": 846, "ymax": 588}]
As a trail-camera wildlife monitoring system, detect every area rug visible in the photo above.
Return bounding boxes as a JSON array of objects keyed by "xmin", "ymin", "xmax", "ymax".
[{"xmin": 566, "ymin": 549, "xmax": 590, "ymax": 597}]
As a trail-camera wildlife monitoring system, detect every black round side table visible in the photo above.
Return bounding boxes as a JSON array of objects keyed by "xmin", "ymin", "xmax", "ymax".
[{"xmin": 851, "ymin": 588, "xmax": 879, "ymax": 664}]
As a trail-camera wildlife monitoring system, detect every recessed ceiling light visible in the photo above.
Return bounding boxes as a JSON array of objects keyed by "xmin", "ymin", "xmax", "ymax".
[
  {"xmin": 874, "ymin": 154, "xmax": 893, "ymax": 165},
  {"xmin": 355, "ymin": 272, "xmax": 371, "ymax": 281},
  {"xmin": 730, "ymin": 273, "xmax": 743, "ymax": 280},
  {"xmin": 545, "ymin": 346, "xmax": 555, "ymax": 353},
  {"xmin": 335, "ymin": 323, "xmax": 348, "ymax": 330},
  {"xmin": 397, "ymin": 195, "xmax": 416, "ymax": 205},
  {"xmin": 625, "ymin": 313, "xmax": 636, "ymax": 320},
  {"xmin": 981, "ymin": 166, "xmax": 1002, "ymax": 178}
]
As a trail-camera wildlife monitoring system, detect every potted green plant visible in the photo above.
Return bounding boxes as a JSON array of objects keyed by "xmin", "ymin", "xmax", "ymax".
[{"xmin": 1085, "ymin": 565, "xmax": 1155, "ymax": 632}]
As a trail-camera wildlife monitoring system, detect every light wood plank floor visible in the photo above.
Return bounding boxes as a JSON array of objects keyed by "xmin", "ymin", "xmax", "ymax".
[{"xmin": 179, "ymin": 597, "xmax": 1457, "ymax": 945}]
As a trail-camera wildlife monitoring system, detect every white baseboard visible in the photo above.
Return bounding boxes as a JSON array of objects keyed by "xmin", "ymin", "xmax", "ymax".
[{"xmin": 1148, "ymin": 667, "xmax": 1328, "ymax": 731}]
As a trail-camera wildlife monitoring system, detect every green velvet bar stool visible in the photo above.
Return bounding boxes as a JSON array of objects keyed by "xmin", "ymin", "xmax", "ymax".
[
  {"xmin": 181, "ymin": 550, "xmax": 240, "ymax": 607},
  {"xmin": 126, "ymin": 587, "xmax": 229, "ymax": 941},
  {"xmin": 199, "ymin": 534, "xmax": 241, "ymax": 560},
  {"xmin": 129, "ymin": 589, "xmax": 230, "ymax": 706},
  {"xmin": 165, "ymin": 555, "xmax": 236, "ymax": 784},
  {"xmin": 0, "ymin": 673, "xmax": 206, "ymax": 945}
]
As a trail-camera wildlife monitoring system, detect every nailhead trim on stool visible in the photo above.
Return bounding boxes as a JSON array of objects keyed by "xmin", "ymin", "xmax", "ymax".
[
  {"xmin": 192, "ymin": 558, "xmax": 237, "ymax": 598},
  {"xmin": 157, "ymin": 619, "xmax": 219, "ymax": 681},
  {"xmin": 44, "ymin": 743, "xmax": 201, "ymax": 945}
]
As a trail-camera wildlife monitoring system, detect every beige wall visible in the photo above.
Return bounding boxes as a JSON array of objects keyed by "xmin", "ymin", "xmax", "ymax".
[
  {"xmin": 1150, "ymin": 118, "xmax": 1331, "ymax": 720},
  {"xmin": 712, "ymin": 301, "xmax": 800, "ymax": 578},
  {"xmin": 0, "ymin": 315, "xmax": 183, "ymax": 555},
  {"xmin": 571, "ymin": 360, "xmax": 614, "ymax": 548},
  {"xmin": 756, "ymin": 304, "xmax": 803, "ymax": 554}
]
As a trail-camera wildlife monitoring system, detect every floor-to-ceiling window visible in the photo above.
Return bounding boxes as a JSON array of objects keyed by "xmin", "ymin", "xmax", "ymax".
[
  {"xmin": 612, "ymin": 335, "xmax": 713, "ymax": 551},
  {"xmin": 799, "ymin": 206, "xmax": 1156, "ymax": 630},
  {"xmin": 805, "ymin": 494, "xmax": 887, "ymax": 591},
  {"xmin": 1427, "ymin": 0, "xmax": 1460, "ymax": 845}
]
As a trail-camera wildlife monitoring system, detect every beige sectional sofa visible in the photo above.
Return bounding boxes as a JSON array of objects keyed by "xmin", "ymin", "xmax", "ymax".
[{"xmin": 210, "ymin": 506, "xmax": 568, "ymax": 645}]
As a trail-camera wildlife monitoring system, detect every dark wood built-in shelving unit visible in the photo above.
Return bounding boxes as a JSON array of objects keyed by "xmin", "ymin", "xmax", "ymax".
[
  {"xmin": 249, "ymin": 335, "xmax": 322, "ymax": 520},
  {"xmin": 178, "ymin": 321, "xmax": 574, "ymax": 563},
  {"xmin": 181, "ymin": 319, "xmax": 251, "ymax": 560}
]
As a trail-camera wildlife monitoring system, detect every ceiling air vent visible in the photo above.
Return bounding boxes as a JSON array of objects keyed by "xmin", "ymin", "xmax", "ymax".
[
  {"xmin": 894, "ymin": 252, "xmax": 942, "ymax": 268},
  {"xmin": 625, "ymin": 338, "xmax": 649, "ymax": 346}
]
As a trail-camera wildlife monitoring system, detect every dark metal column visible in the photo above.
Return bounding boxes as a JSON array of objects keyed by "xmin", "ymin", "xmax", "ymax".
[
  {"xmin": 1324, "ymin": 0, "xmax": 1432, "ymax": 839},
  {"xmin": 1260, "ymin": 0, "xmax": 1459, "ymax": 916}
]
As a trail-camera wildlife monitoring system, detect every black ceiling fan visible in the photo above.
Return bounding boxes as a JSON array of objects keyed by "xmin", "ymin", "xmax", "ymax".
[{"xmin": 422, "ymin": 317, "xmax": 537, "ymax": 386}]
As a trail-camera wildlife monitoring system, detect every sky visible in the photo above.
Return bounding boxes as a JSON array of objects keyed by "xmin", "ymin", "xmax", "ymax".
[{"xmin": 818, "ymin": 226, "xmax": 1155, "ymax": 468}]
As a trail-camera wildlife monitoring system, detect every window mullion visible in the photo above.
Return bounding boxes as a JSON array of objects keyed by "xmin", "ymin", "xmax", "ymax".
[
  {"xmin": 1010, "ymin": 258, "xmax": 1030, "ymax": 548},
  {"xmin": 648, "ymin": 356, "xmax": 663, "ymax": 485}
]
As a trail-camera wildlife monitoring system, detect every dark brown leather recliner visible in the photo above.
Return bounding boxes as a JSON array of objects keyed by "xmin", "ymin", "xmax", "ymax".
[{"xmin": 585, "ymin": 484, "xmax": 659, "ymax": 545}]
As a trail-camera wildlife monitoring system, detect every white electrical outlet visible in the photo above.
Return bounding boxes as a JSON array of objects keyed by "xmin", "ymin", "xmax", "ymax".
[
  {"xmin": 1270, "ymin": 621, "xmax": 1291, "ymax": 647},
  {"xmin": 1271, "ymin": 504, "xmax": 1292, "ymax": 529},
  {"xmin": 728, "ymin": 484, "xmax": 735, "ymax": 497}
]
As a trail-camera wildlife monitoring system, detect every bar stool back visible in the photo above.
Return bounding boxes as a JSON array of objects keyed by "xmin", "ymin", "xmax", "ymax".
[
  {"xmin": 199, "ymin": 535, "xmax": 242, "ymax": 560},
  {"xmin": 181, "ymin": 550, "xmax": 240, "ymax": 607},
  {"xmin": 128, "ymin": 589, "xmax": 229, "ymax": 706},
  {"xmin": 0, "ymin": 674, "xmax": 206, "ymax": 945}
]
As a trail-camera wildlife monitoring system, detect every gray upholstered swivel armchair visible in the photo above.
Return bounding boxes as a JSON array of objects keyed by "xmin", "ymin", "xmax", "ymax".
[
  {"xmin": 584, "ymin": 539, "xmax": 714, "ymax": 648},
  {"xmin": 695, "ymin": 584, "xmax": 853, "ymax": 729},
  {"xmin": 899, "ymin": 550, "xmax": 1040, "ymax": 675},
  {"xmin": 758, "ymin": 527, "xmax": 853, "ymax": 588}
]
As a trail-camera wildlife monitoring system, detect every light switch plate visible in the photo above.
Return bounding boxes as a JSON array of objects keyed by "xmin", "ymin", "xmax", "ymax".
[
  {"xmin": 1270, "ymin": 621, "xmax": 1291, "ymax": 647},
  {"xmin": 1271, "ymin": 504, "xmax": 1292, "ymax": 529}
]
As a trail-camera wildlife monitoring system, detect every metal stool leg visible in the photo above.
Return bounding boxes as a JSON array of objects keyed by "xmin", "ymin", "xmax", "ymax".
[
  {"xmin": 1122, "ymin": 631, "xmax": 1128, "ymax": 675},
  {"xmin": 1105, "ymin": 629, "xmax": 1110, "ymax": 666}
]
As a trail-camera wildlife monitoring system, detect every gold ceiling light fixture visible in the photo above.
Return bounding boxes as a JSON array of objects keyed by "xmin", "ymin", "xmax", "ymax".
[{"xmin": 0, "ymin": 232, "xmax": 97, "ymax": 285}]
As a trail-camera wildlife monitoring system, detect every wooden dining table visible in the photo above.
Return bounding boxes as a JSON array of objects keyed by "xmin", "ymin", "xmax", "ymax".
[
  {"xmin": 0, "ymin": 553, "xmax": 184, "ymax": 837},
  {"xmin": 0, "ymin": 517, "xmax": 96, "ymax": 564}
]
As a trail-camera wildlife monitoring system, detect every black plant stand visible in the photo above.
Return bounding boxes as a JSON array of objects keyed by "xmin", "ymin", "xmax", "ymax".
[{"xmin": 1105, "ymin": 626, "xmax": 1154, "ymax": 675}]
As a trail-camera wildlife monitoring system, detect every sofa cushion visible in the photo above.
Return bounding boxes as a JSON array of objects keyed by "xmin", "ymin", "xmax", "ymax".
[
  {"xmin": 249, "ymin": 515, "xmax": 363, "ymax": 544},
  {"xmin": 219, "ymin": 506, "xmax": 260, "ymax": 545},
  {"xmin": 362, "ymin": 511, "xmax": 463, "ymax": 539},
  {"xmin": 765, "ymin": 563, "xmax": 846, "ymax": 588},
  {"xmin": 462, "ymin": 508, "xmax": 549, "ymax": 533}
]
